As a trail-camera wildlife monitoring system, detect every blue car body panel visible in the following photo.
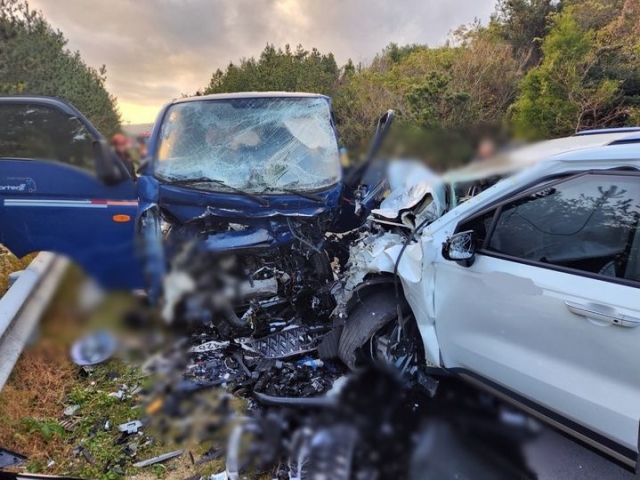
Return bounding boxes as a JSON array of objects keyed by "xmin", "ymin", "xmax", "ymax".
[{"xmin": 0, "ymin": 96, "xmax": 144, "ymax": 289}]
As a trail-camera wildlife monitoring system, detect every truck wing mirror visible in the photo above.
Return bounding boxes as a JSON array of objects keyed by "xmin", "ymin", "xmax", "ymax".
[
  {"xmin": 344, "ymin": 109, "xmax": 395, "ymax": 188},
  {"xmin": 93, "ymin": 139, "xmax": 126, "ymax": 185}
]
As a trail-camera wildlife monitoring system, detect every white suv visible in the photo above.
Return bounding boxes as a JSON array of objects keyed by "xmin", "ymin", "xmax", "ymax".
[{"xmin": 338, "ymin": 133, "xmax": 640, "ymax": 470}]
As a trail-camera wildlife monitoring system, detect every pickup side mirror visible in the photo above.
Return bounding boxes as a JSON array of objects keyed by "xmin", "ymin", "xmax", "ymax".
[
  {"xmin": 137, "ymin": 156, "xmax": 152, "ymax": 175},
  {"xmin": 442, "ymin": 230, "xmax": 477, "ymax": 267},
  {"xmin": 367, "ymin": 109, "xmax": 395, "ymax": 161},
  {"xmin": 93, "ymin": 139, "xmax": 126, "ymax": 185}
]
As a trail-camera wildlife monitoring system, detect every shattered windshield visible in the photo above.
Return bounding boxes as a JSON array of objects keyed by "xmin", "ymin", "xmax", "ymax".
[{"xmin": 154, "ymin": 97, "xmax": 341, "ymax": 193}]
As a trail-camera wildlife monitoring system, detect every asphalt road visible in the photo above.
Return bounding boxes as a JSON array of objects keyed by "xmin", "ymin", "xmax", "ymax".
[{"xmin": 525, "ymin": 428, "xmax": 638, "ymax": 479}]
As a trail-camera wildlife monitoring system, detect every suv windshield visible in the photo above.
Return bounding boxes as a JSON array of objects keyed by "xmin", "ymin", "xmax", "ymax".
[{"xmin": 154, "ymin": 97, "xmax": 341, "ymax": 193}]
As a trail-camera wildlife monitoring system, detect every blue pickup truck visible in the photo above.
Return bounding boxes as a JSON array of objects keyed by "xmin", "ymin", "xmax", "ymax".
[{"xmin": 0, "ymin": 93, "xmax": 392, "ymax": 339}]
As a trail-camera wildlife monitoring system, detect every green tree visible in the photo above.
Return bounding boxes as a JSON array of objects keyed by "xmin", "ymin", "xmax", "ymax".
[
  {"xmin": 333, "ymin": 33, "xmax": 524, "ymax": 163},
  {"xmin": 490, "ymin": 0, "xmax": 559, "ymax": 69},
  {"xmin": 0, "ymin": 0, "xmax": 121, "ymax": 135},
  {"xmin": 512, "ymin": 1, "xmax": 638, "ymax": 139},
  {"xmin": 202, "ymin": 43, "xmax": 339, "ymax": 96}
]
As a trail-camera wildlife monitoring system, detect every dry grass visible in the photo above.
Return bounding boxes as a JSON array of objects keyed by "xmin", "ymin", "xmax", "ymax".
[
  {"xmin": 0, "ymin": 266, "xmax": 85, "ymax": 469},
  {"xmin": 0, "ymin": 265, "xmax": 268, "ymax": 479},
  {"xmin": 0, "ymin": 247, "xmax": 36, "ymax": 295}
]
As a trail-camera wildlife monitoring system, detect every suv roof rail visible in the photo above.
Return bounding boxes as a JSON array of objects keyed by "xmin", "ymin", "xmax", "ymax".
[
  {"xmin": 574, "ymin": 127, "xmax": 640, "ymax": 136},
  {"xmin": 605, "ymin": 134, "xmax": 640, "ymax": 146}
]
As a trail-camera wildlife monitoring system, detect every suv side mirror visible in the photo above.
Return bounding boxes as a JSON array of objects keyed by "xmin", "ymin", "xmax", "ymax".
[
  {"xmin": 93, "ymin": 139, "xmax": 126, "ymax": 185},
  {"xmin": 442, "ymin": 230, "xmax": 477, "ymax": 267}
]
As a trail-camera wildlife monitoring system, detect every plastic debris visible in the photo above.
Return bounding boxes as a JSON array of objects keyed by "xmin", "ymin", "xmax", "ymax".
[
  {"xmin": 63, "ymin": 404, "xmax": 80, "ymax": 416},
  {"xmin": 296, "ymin": 358, "xmax": 324, "ymax": 370},
  {"xmin": 118, "ymin": 420, "xmax": 143, "ymax": 434}
]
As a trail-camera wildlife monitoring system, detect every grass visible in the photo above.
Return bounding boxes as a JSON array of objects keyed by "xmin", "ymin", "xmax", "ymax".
[
  {"xmin": 0, "ymin": 247, "xmax": 35, "ymax": 295},
  {"xmin": 0, "ymin": 265, "xmax": 275, "ymax": 479},
  {"xmin": 0, "ymin": 266, "xmax": 216, "ymax": 479}
]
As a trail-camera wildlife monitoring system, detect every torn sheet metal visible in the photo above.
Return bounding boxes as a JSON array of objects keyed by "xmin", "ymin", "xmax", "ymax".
[
  {"xmin": 339, "ymin": 231, "xmax": 424, "ymax": 299},
  {"xmin": 372, "ymin": 160, "xmax": 445, "ymax": 227}
]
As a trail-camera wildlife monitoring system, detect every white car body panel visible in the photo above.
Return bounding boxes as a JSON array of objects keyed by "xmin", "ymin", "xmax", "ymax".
[{"xmin": 349, "ymin": 142, "xmax": 640, "ymax": 464}]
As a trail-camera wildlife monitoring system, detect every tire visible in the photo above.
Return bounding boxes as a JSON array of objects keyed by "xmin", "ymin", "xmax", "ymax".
[{"xmin": 338, "ymin": 289, "xmax": 411, "ymax": 370}]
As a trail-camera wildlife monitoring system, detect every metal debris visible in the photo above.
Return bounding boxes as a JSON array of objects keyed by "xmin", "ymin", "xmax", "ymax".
[
  {"xmin": 74, "ymin": 445, "xmax": 95, "ymax": 465},
  {"xmin": 0, "ymin": 448, "xmax": 26, "ymax": 468},
  {"xmin": 132, "ymin": 449, "xmax": 184, "ymax": 468},
  {"xmin": 245, "ymin": 326, "xmax": 323, "ymax": 359},
  {"xmin": 59, "ymin": 418, "xmax": 79, "ymax": 432}
]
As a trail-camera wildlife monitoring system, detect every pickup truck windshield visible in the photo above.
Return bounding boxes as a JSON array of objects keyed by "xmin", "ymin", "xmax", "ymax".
[{"xmin": 154, "ymin": 97, "xmax": 341, "ymax": 193}]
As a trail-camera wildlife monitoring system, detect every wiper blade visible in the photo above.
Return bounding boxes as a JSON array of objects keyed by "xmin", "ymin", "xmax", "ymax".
[
  {"xmin": 169, "ymin": 177, "xmax": 270, "ymax": 206},
  {"xmin": 261, "ymin": 187, "xmax": 324, "ymax": 202}
]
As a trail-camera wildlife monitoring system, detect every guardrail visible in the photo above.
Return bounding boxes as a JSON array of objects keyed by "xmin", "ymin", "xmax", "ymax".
[{"xmin": 0, "ymin": 253, "xmax": 68, "ymax": 390}]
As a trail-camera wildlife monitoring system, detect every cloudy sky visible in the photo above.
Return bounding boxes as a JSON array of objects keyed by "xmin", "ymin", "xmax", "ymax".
[{"xmin": 30, "ymin": 0, "xmax": 496, "ymax": 124}]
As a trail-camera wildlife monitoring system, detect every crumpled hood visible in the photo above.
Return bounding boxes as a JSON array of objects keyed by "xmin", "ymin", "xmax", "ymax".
[{"xmin": 372, "ymin": 160, "xmax": 446, "ymax": 228}]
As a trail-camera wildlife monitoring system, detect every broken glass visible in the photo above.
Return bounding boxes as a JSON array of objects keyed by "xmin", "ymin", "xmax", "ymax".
[{"xmin": 154, "ymin": 97, "xmax": 341, "ymax": 193}]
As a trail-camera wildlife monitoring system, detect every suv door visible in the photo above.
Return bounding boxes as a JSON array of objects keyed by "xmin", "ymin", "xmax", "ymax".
[
  {"xmin": 0, "ymin": 96, "xmax": 144, "ymax": 289},
  {"xmin": 434, "ymin": 170, "xmax": 640, "ymax": 468}
]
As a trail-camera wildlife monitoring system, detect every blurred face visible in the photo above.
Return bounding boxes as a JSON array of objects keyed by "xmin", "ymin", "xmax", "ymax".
[
  {"xmin": 478, "ymin": 140, "xmax": 495, "ymax": 160},
  {"xmin": 113, "ymin": 138, "xmax": 128, "ymax": 154}
]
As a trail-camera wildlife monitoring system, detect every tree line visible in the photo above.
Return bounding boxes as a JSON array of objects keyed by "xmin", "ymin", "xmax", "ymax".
[
  {"xmin": 0, "ymin": 0, "xmax": 121, "ymax": 135},
  {"xmin": 2, "ymin": 0, "xmax": 639, "ymax": 166},
  {"xmin": 198, "ymin": 0, "xmax": 640, "ymax": 165}
]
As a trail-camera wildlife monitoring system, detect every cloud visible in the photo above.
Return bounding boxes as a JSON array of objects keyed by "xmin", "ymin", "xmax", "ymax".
[{"xmin": 29, "ymin": 0, "xmax": 495, "ymax": 123}]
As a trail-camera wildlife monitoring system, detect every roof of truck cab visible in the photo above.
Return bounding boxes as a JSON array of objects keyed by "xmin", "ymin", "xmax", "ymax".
[{"xmin": 171, "ymin": 92, "xmax": 329, "ymax": 104}]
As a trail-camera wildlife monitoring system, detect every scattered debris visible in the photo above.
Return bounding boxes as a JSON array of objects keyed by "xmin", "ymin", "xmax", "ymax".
[
  {"xmin": 190, "ymin": 448, "xmax": 225, "ymax": 466},
  {"xmin": 0, "ymin": 448, "xmax": 26, "ymax": 468},
  {"xmin": 132, "ymin": 449, "xmax": 184, "ymax": 468},
  {"xmin": 70, "ymin": 330, "xmax": 118, "ymax": 366},
  {"xmin": 59, "ymin": 418, "xmax": 80, "ymax": 433},
  {"xmin": 74, "ymin": 445, "xmax": 95, "ymax": 465},
  {"xmin": 63, "ymin": 404, "xmax": 80, "ymax": 416},
  {"xmin": 118, "ymin": 420, "xmax": 143, "ymax": 434}
]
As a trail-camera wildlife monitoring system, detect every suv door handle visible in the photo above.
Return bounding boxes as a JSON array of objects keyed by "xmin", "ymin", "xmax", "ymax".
[{"xmin": 565, "ymin": 301, "xmax": 640, "ymax": 328}]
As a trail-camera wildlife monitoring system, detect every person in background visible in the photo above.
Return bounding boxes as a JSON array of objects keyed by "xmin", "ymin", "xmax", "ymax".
[
  {"xmin": 111, "ymin": 133, "xmax": 136, "ymax": 178},
  {"xmin": 136, "ymin": 135, "xmax": 148, "ymax": 159},
  {"xmin": 473, "ymin": 138, "xmax": 497, "ymax": 162}
]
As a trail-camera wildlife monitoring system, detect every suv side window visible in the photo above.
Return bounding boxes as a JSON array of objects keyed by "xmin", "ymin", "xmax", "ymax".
[
  {"xmin": 483, "ymin": 173, "xmax": 640, "ymax": 282},
  {"xmin": 0, "ymin": 103, "xmax": 96, "ymax": 172}
]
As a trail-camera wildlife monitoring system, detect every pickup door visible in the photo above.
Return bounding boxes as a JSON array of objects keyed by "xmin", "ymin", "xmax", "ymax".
[
  {"xmin": 435, "ymin": 171, "xmax": 640, "ymax": 469},
  {"xmin": 0, "ymin": 96, "xmax": 144, "ymax": 289}
]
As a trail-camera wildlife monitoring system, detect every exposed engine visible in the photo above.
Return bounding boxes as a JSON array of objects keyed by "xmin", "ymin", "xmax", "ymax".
[{"xmin": 161, "ymin": 218, "xmax": 337, "ymax": 341}]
